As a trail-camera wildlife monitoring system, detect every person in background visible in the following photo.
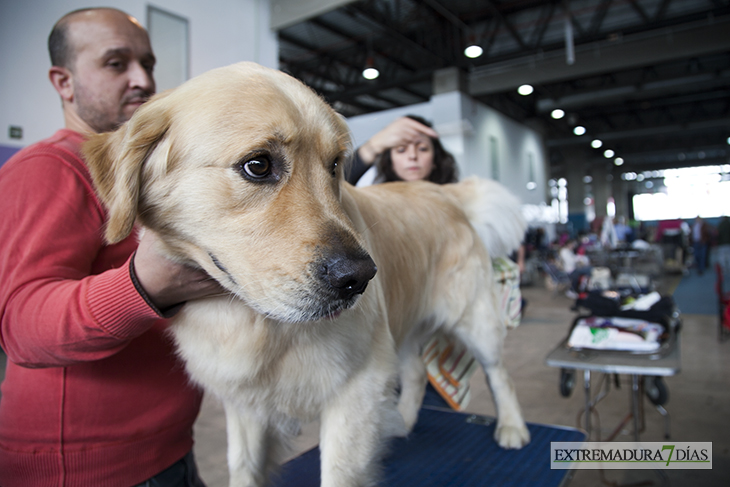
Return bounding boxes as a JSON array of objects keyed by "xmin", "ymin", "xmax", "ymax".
[
  {"xmin": 348, "ymin": 115, "xmax": 523, "ymax": 411},
  {"xmin": 614, "ymin": 216, "xmax": 633, "ymax": 244},
  {"xmin": 0, "ymin": 8, "xmax": 222, "ymax": 486},
  {"xmin": 717, "ymin": 216, "xmax": 730, "ymax": 275},
  {"xmin": 346, "ymin": 115, "xmax": 451, "ymax": 185},
  {"xmin": 600, "ymin": 215, "xmax": 618, "ymax": 249},
  {"xmin": 559, "ymin": 238, "xmax": 593, "ymax": 298},
  {"xmin": 691, "ymin": 216, "xmax": 711, "ymax": 275}
]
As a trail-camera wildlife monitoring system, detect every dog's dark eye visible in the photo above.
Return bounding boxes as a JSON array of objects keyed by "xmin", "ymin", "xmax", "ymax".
[
  {"xmin": 331, "ymin": 160, "xmax": 339, "ymax": 177},
  {"xmin": 240, "ymin": 157, "xmax": 271, "ymax": 179}
]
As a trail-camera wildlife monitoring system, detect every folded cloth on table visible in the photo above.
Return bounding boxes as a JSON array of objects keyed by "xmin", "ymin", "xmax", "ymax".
[
  {"xmin": 567, "ymin": 316, "xmax": 664, "ymax": 352},
  {"xmin": 422, "ymin": 333, "xmax": 479, "ymax": 410},
  {"xmin": 493, "ymin": 256, "xmax": 522, "ymax": 329}
]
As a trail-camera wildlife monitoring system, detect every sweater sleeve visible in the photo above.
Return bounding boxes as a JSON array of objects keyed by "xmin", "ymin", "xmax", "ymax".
[
  {"xmin": 345, "ymin": 149, "xmax": 372, "ymax": 185},
  {"xmin": 0, "ymin": 146, "xmax": 161, "ymax": 368}
]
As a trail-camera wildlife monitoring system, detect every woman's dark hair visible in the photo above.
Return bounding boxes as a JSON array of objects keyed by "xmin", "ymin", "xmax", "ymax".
[{"xmin": 376, "ymin": 115, "xmax": 459, "ymax": 184}]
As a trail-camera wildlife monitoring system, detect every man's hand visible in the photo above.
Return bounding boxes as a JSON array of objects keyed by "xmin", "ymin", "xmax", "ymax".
[
  {"xmin": 357, "ymin": 117, "xmax": 439, "ymax": 164},
  {"xmin": 132, "ymin": 231, "xmax": 227, "ymax": 311}
]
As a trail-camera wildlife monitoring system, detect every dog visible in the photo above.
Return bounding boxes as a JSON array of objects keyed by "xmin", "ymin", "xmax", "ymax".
[{"xmin": 84, "ymin": 62, "xmax": 531, "ymax": 487}]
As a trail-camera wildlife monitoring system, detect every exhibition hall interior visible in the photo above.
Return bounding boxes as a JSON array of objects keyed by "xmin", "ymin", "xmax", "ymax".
[{"xmin": 1, "ymin": 1, "xmax": 729, "ymax": 486}]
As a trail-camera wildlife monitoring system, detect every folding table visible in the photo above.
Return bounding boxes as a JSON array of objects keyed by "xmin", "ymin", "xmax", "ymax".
[{"xmin": 545, "ymin": 322, "xmax": 681, "ymax": 441}]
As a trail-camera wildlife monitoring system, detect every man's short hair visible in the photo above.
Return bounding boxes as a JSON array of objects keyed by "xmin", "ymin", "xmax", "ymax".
[
  {"xmin": 48, "ymin": 8, "xmax": 91, "ymax": 68},
  {"xmin": 48, "ymin": 8, "xmax": 129, "ymax": 68}
]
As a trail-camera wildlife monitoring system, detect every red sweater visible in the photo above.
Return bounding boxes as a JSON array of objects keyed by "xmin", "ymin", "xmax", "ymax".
[{"xmin": 0, "ymin": 130, "xmax": 203, "ymax": 486}]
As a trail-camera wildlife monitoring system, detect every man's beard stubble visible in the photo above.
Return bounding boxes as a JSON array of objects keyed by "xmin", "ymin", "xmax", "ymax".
[{"xmin": 74, "ymin": 83, "xmax": 152, "ymax": 133}]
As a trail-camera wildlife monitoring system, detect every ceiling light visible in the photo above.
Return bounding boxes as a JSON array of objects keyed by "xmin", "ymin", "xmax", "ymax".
[
  {"xmin": 464, "ymin": 44, "xmax": 483, "ymax": 58},
  {"xmin": 526, "ymin": 181, "xmax": 537, "ymax": 190},
  {"xmin": 614, "ymin": 157, "xmax": 624, "ymax": 166},
  {"xmin": 517, "ymin": 84, "xmax": 533, "ymax": 96},
  {"xmin": 362, "ymin": 54, "xmax": 379, "ymax": 80},
  {"xmin": 604, "ymin": 149, "xmax": 615, "ymax": 158},
  {"xmin": 362, "ymin": 67, "xmax": 379, "ymax": 80},
  {"xmin": 573, "ymin": 125, "xmax": 586, "ymax": 136},
  {"xmin": 591, "ymin": 139, "xmax": 603, "ymax": 149},
  {"xmin": 551, "ymin": 109, "xmax": 565, "ymax": 119}
]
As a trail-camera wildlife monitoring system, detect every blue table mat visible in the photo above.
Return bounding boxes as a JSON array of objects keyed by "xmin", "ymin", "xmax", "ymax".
[{"xmin": 271, "ymin": 391, "xmax": 585, "ymax": 487}]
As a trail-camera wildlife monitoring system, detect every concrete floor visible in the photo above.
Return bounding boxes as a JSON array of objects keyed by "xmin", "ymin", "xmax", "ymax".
[
  {"xmin": 192, "ymin": 276, "xmax": 730, "ymax": 487},
  {"xmin": 0, "ymin": 273, "xmax": 728, "ymax": 486}
]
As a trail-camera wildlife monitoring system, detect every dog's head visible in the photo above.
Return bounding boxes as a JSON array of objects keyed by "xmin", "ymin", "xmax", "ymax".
[{"xmin": 83, "ymin": 62, "xmax": 376, "ymax": 322}]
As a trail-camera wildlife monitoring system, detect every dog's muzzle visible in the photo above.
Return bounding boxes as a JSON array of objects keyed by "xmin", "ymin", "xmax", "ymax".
[{"xmin": 321, "ymin": 252, "xmax": 377, "ymax": 301}]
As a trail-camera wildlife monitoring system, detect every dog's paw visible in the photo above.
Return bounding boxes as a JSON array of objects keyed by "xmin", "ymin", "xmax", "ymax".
[
  {"xmin": 382, "ymin": 405, "xmax": 408, "ymax": 438},
  {"xmin": 396, "ymin": 402, "xmax": 420, "ymax": 435},
  {"xmin": 494, "ymin": 423, "xmax": 531, "ymax": 449}
]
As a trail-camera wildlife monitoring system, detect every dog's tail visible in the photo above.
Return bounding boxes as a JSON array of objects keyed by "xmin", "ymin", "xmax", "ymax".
[{"xmin": 446, "ymin": 176, "xmax": 527, "ymax": 258}]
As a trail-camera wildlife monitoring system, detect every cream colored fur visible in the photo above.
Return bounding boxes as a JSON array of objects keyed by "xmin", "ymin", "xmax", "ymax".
[{"xmin": 83, "ymin": 62, "xmax": 530, "ymax": 487}]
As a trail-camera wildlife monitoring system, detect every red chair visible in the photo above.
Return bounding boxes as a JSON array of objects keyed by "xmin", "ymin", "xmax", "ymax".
[{"xmin": 715, "ymin": 263, "xmax": 730, "ymax": 341}]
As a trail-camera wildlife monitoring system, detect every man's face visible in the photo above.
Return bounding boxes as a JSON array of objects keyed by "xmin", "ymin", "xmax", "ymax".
[{"xmin": 67, "ymin": 11, "xmax": 156, "ymax": 133}]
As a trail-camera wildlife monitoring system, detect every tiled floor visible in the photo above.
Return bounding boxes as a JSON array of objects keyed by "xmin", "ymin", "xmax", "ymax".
[{"xmin": 1, "ymin": 272, "xmax": 728, "ymax": 486}]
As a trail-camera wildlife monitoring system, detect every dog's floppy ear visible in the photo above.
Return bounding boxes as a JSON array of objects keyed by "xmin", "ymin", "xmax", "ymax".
[{"xmin": 83, "ymin": 95, "xmax": 172, "ymax": 244}]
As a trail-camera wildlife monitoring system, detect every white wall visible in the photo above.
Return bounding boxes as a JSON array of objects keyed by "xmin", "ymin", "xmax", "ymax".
[
  {"xmin": 346, "ymin": 92, "xmax": 548, "ymax": 206},
  {"xmin": 0, "ymin": 0, "xmax": 278, "ymax": 148},
  {"xmin": 462, "ymin": 96, "xmax": 548, "ymax": 206}
]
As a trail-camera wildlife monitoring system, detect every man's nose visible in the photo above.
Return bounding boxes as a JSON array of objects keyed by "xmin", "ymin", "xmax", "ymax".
[{"xmin": 128, "ymin": 61, "xmax": 155, "ymax": 93}]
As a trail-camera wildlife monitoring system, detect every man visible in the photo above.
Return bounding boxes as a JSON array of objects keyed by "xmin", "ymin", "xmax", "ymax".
[
  {"xmin": 691, "ymin": 216, "xmax": 711, "ymax": 275},
  {"xmin": 613, "ymin": 216, "xmax": 633, "ymax": 244},
  {"xmin": 717, "ymin": 216, "xmax": 730, "ymax": 274},
  {"xmin": 0, "ymin": 8, "xmax": 221, "ymax": 486},
  {"xmin": 559, "ymin": 238, "xmax": 592, "ymax": 298}
]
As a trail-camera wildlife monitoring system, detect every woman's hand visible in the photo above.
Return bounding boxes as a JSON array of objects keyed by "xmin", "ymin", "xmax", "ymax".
[{"xmin": 357, "ymin": 117, "xmax": 438, "ymax": 164}]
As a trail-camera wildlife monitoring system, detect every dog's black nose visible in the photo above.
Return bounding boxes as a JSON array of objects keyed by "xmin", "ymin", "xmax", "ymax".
[{"xmin": 323, "ymin": 253, "xmax": 377, "ymax": 300}]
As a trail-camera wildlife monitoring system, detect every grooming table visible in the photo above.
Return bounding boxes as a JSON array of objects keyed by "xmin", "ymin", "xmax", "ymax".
[
  {"xmin": 271, "ymin": 400, "xmax": 586, "ymax": 487},
  {"xmin": 545, "ymin": 320, "xmax": 681, "ymax": 441}
]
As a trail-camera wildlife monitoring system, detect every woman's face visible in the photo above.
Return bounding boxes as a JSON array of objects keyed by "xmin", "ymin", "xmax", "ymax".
[{"xmin": 390, "ymin": 135, "xmax": 435, "ymax": 182}]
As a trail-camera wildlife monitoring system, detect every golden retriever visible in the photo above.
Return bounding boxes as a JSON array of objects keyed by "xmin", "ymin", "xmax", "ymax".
[{"xmin": 84, "ymin": 62, "xmax": 530, "ymax": 487}]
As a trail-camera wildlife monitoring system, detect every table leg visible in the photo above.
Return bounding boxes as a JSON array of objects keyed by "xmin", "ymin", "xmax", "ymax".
[
  {"xmin": 584, "ymin": 369, "xmax": 591, "ymax": 436},
  {"xmin": 631, "ymin": 374, "xmax": 640, "ymax": 441}
]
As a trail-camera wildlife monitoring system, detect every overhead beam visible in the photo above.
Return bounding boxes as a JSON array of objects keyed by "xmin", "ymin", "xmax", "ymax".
[
  {"xmin": 547, "ymin": 117, "xmax": 730, "ymax": 147},
  {"xmin": 536, "ymin": 69, "xmax": 730, "ymax": 112},
  {"xmin": 469, "ymin": 17, "xmax": 730, "ymax": 96},
  {"xmin": 270, "ymin": 0, "xmax": 357, "ymax": 30}
]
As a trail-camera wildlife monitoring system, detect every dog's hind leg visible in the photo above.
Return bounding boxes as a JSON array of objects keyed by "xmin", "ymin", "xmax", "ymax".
[
  {"xmin": 453, "ymin": 293, "xmax": 530, "ymax": 450},
  {"xmin": 395, "ymin": 337, "xmax": 428, "ymax": 433}
]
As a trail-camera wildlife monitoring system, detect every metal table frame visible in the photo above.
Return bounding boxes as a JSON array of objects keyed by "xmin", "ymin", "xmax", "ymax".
[{"xmin": 546, "ymin": 331, "xmax": 681, "ymax": 441}]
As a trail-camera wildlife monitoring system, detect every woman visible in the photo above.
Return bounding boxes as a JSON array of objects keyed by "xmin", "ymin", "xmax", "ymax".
[
  {"xmin": 346, "ymin": 115, "xmax": 456, "ymax": 185},
  {"xmin": 374, "ymin": 115, "xmax": 458, "ymax": 184}
]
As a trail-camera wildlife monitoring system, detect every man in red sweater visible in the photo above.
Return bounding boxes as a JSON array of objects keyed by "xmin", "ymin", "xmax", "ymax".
[{"xmin": 0, "ymin": 8, "xmax": 222, "ymax": 486}]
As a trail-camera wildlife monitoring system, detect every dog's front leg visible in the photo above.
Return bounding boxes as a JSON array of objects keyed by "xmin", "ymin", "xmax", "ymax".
[
  {"xmin": 319, "ymin": 357, "xmax": 399, "ymax": 487},
  {"xmin": 395, "ymin": 337, "xmax": 428, "ymax": 432},
  {"xmin": 223, "ymin": 400, "xmax": 270, "ymax": 487}
]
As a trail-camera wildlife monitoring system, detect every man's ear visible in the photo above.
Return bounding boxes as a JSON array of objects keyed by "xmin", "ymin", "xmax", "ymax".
[
  {"xmin": 49, "ymin": 66, "xmax": 74, "ymax": 102},
  {"xmin": 83, "ymin": 95, "xmax": 172, "ymax": 243}
]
